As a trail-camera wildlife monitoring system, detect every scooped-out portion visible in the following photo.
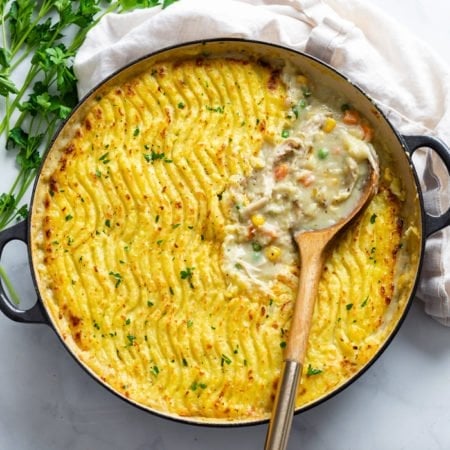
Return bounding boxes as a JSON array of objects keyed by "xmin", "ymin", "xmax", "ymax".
[
  {"xmin": 30, "ymin": 47, "xmax": 417, "ymax": 423},
  {"xmin": 222, "ymin": 70, "xmax": 379, "ymax": 291}
]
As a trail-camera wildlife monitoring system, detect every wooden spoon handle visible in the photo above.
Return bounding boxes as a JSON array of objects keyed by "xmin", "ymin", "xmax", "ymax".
[
  {"xmin": 265, "ymin": 234, "xmax": 328, "ymax": 450},
  {"xmin": 285, "ymin": 231, "xmax": 330, "ymax": 364}
]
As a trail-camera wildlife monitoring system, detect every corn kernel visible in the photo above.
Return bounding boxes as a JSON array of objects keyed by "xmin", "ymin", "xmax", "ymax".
[
  {"xmin": 296, "ymin": 75, "xmax": 308, "ymax": 85},
  {"xmin": 322, "ymin": 117, "xmax": 336, "ymax": 133},
  {"xmin": 251, "ymin": 214, "xmax": 266, "ymax": 227},
  {"xmin": 265, "ymin": 246, "xmax": 281, "ymax": 262}
]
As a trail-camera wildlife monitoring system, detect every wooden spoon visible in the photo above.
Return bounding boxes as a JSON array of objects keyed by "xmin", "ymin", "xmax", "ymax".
[{"xmin": 264, "ymin": 165, "xmax": 379, "ymax": 450}]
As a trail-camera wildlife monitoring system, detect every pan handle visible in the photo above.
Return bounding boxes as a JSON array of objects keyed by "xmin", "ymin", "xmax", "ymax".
[
  {"xmin": 402, "ymin": 134, "xmax": 450, "ymax": 237},
  {"xmin": 0, "ymin": 220, "xmax": 48, "ymax": 324}
]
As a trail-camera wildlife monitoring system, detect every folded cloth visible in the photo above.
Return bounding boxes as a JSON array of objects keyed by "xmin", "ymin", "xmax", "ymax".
[{"xmin": 74, "ymin": 0, "xmax": 450, "ymax": 325}]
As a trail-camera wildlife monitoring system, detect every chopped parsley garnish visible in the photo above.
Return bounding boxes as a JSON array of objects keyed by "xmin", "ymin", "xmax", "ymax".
[
  {"xmin": 221, "ymin": 354, "xmax": 232, "ymax": 366},
  {"xmin": 206, "ymin": 105, "xmax": 224, "ymax": 113},
  {"xmin": 306, "ymin": 364, "xmax": 323, "ymax": 376},
  {"xmin": 180, "ymin": 267, "xmax": 194, "ymax": 284},
  {"xmin": 105, "ymin": 219, "xmax": 111, "ymax": 228},
  {"xmin": 280, "ymin": 341, "xmax": 287, "ymax": 348},
  {"xmin": 99, "ymin": 152, "xmax": 110, "ymax": 164},
  {"xmin": 190, "ymin": 381, "xmax": 207, "ymax": 391},
  {"xmin": 151, "ymin": 365, "xmax": 159, "ymax": 376},
  {"xmin": 109, "ymin": 272, "xmax": 123, "ymax": 288},
  {"xmin": 361, "ymin": 296, "xmax": 369, "ymax": 307},
  {"xmin": 177, "ymin": 102, "xmax": 185, "ymax": 109},
  {"xmin": 346, "ymin": 303, "xmax": 353, "ymax": 310},
  {"xmin": 126, "ymin": 334, "xmax": 136, "ymax": 347},
  {"xmin": 370, "ymin": 213, "xmax": 377, "ymax": 224},
  {"xmin": 144, "ymin": 151, "xmax": 164, "ymax": 162},
  {"xmin": 143, "ymin": 151, "xmax": 171, "ymax": 163},
  {"xmin": 281, "ymin": 129, "xmax": 290, "ymax": 138},
  {"xmin": 133, "ymin": 127, "xmax": 140, "ymax": 136},
  {"xmin": 65, "ymin": 214, "xmax": 73, "ymax": 221}
]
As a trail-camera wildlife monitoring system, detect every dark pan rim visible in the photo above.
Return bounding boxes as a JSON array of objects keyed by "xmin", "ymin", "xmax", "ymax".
[{"xmin": 27, "ymin": 37, "xmax": 425, "ymax": 427}]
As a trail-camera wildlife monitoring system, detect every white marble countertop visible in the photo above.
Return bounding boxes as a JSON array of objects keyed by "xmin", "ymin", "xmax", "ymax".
[{"xmin": 1, "ymin": 1, "xmax": 450, "ymax": 449}]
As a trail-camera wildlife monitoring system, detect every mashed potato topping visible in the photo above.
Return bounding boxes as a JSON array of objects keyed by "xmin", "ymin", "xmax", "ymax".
[{"xmin": 31, "ymin": 51, "xmax": 414, "ymax": 423}]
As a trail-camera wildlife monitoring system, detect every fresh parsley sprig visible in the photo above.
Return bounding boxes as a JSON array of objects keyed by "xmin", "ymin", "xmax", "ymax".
[
  {"xmin": 0, "ymin": 0, "xmax": 179, "ymax": 305},
  {"xmin": 0, "ymin": 0, "xmax": 179, "ymax": 230}
]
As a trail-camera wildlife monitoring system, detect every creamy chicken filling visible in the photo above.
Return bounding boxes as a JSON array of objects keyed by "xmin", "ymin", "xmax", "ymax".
[{"xmin": 222, "ymin": 68, "xmax": 377, "ymax": 292}]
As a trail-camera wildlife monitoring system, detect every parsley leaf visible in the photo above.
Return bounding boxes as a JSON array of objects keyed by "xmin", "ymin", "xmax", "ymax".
[
  {"xmin": 109, "ymin": 271, "xmax": 123, "ymax": 288},
  {"xmin": 180, "ymin": 267, "xmax": 194, "ymax": 280},
  {"xmin": 180, "ymin": 267, "xmax": 195, "ymax": 288},
  {"xmin": 0, "ymin": 74, "xmax": 18, "ymax": 96},
  {"xmin": 125, "ymin": 334, "xmax": 136, "ymax": 347},
  {"xmin": 306, "ymin": 364, "xmax": 323, "ymax": 376},
  {"xmin": 0, "ymin": 48, "xmax": 12, "ymax": 69},
  {"xmin": 7, "ymin": 0, "xmax": 34, "ymax": 49},
  {"xmin": 143, "ymin": 151, "xmax": 171, "ymax": 163},
  {"xmin": 221, "ymin": 354, "xmax": 232, "ymax": 366}
]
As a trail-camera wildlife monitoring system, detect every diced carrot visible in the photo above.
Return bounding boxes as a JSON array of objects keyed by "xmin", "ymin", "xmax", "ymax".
[
  {"xmin": 297, "ymin": 172, "xmax": 315, "ymax": 186},
  {"xmin": 361, "ymin": 121, "xmax": 374, "ymax": 141},
  {"xmin": 274, "ymin": 164, "xmax": 289, "ymax": 180},
  {"xmin": 343, "ymin": 109, "xmax": 360, "ymax": 125}
]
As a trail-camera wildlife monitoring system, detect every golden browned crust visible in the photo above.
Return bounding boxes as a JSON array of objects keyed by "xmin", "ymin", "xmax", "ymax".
[{"xmin": 30, "ymin": 55, "xmax": 417, "ymax": 422}]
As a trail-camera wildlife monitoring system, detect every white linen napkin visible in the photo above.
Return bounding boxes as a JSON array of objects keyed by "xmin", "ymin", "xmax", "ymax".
[{"xmin": 74, "ymin": 0, "xmax": 450, "ymax": 325}]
